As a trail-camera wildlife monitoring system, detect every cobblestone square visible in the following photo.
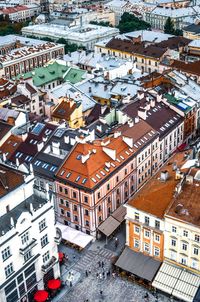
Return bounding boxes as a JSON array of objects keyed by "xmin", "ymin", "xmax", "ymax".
[{"xmin": 53, "ymin": 239, "xmax": 173, "ymax": 302}]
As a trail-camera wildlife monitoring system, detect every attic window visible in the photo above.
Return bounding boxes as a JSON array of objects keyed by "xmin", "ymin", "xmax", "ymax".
[
  {"xmin": 66, "ymin": 172, "xmax": 71, "ymax": 178},
  {"xmin": 75, "ymin": 176, "xmax": 81, "ymax": 182},
  {"xmin": 91, "ymin": 177, "xmax": 97, "ymax": 183},
  {"xmin": 39, "ymin": 75, "xmax": 45, "ymax": 79},
  {"xmin": 82, "ymin": 178, "xmax": 87, "ymax": 184},
  {"xmin": 49, "ymin": 70, "xmax": 55, "ymax": 74},
  {"xmin": 76, "ymin": 154, "xmax": 82, "ymax": 160}
]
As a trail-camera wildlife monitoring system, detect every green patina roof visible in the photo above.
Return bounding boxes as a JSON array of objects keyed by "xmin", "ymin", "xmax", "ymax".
[
  {"xmin": 15, "ymin": 61, "xmax": 86, "ymax": 86},
  {"xmin": 165, "ymin": 93, "xmax": 191, "ymax": 113}
]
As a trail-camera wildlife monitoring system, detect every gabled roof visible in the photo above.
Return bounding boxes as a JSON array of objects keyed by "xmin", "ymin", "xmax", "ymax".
[
  {"xmin": 20, "ymin": 61, "xmax": 86, "ymax": 87},
  {"xmin": 56, "ymin": 120, "xmax": 158, "ymax": 189}
]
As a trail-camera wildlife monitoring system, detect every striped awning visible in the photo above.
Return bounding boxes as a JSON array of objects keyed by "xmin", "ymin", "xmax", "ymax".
[{"xmin": 153, "ymin": 262, "xmax": 200, "ymax": 302}]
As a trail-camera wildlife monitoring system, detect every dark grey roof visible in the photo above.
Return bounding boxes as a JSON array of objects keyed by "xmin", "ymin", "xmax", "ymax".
[
  {"xmin": 183, "ymin": 24, "xmax": 200, "ymax": 34},
  {"xmin": 123, "ymin": 97, "xmax": 183, "ymax": 138},
  {"xmin": 115, "ymin": 247, "xmax": 161, "ymax": 282},
  {"xmin": 0, "ymin": 194, "xmax": 48, "ymax": 236}
]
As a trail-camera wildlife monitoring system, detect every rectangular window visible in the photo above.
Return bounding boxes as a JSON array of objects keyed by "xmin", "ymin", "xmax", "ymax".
[
  {"xmin": 24, "ymin": 251, "xmax": 32, "ymax": 262},
  {"xmin": 181, "ymin": 257, "xmax": 187, "ymax": 265},
  {"xmin": 134, "ymin": 239, "xmax": 139, "ymax": 248},
  {"xmin": 194, "ymin": 247, "xmax": 199, "ymax": 255},
  {"xmin": 67, "ymin": 212, "xmax": 70, "ymax": 218},
  {"xmin": 183, "ymin": 230, "xmax": 188, "ymax": 237},
  {"xmin": 195, "ymin": 235, "xmax": 200, "ymax": 242},
  {"xmin": 65, "ymin": 188, "xmax": 68, "ymax": 195},
  {"xmin": 41, "ymin": 234, "xmax": 48, "ymax": 248},
  {"xmin": 135, "ymin": 212, "xmax": 139, "ymax": 221},
  {"xmin": 171, "ymin": 239, "xmax": 176, "ymax": 247},
  {"xmin": 21, "ymin": 232, "xmax": 29, "ymax": 245},
  {"xmin": 154, "ymin": 234, "xmax": 160, "ymax": 242},
  {"xmin": 85, "ymin": 209, "xmax": 89, "ymax": 216},
  {"xmin": 134, "ymin": 226, "xmax": 140, "ymax": 234},
  {"xmin": 107, "ymin": 184, "xmax": 110, "ymax": 190},
  {"xmin": 154, "ymin": 247, "xmax": 160, "ymax": 257},
  {"xmin": 5, "ymin": 263, "xmax": 14, "ymax": 278},
  {"xmin": 172, "ymin": 226, "xmax": 177, "ymax": 233},
  {"xmin": 144, "ymin": 216, "xmax": 149, "ymax": 226},
  {"xmin": 155, "ymin": 220, "xmax": 160, "ymax": 230},
  {"xmin": 74, "ymin": 205, "xmax": 77, "ymax": 211},
  {"xmin": 144, "ymin": 230, "xmax": 150, "ymax": 238},
  {"xmin": 84, "ymin": 196, "xmax": 88, "ymax": 203},
  {"xmin": 74, "ymin": 215, "xmax": 78, "ymax": 222},
  {"xmin": 73, "ymin": 192, "xmax": 77, "ymax": 199},
  {"xmin": 98, "ymin": 192, "xmax": 101, "ymax": 199},
  {"xmin": 2, "ymin": 247, "xmax": 11, "ymax": 261},
  {"xmin": 144, "ymin": 243, "xmax": 150, "ymax": 253},
  {"xmin": 39, "ymin": 218, "xmax": 46, "ymax": 232},
  {"xmin": 182, "ymin": 243, "xmax": 187, "ymax": 251},
  {"xmin": 43, "ymin": 251, "xmax": 50, "ymax": 263}
]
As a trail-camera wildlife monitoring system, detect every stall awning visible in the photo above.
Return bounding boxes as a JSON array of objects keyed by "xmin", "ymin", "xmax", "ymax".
[
  {"xmin": 56, "ymin": 222, "xmax": 93, "ymax": 249},
  {"xmin": 115, "ymin": 247, "xmax": 161, "ymax": 282},
  {"xmin": 98, "ymin": 216, "xmax": 120, "ymax": 237},
  {"xmin": 98, "ymin": 205, "xmax": 126, "ymax": 237},
  {"xmin": 112, "ymin": 205, "xmax": 126, "ymax": 223},
  {"xmin": 153, "ymin": 262, "xmax": 200, "ymax": 302}
]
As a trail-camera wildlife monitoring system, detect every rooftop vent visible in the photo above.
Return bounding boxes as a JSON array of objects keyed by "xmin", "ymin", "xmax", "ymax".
[{"xmin": 160, "ymin": 170, "xmax": 169, "ymax": 182}]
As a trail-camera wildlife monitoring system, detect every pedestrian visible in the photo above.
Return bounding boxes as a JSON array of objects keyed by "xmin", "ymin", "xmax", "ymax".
[
  {"xmin": 89, "ymin": 269, "xmax": 91, "ymax": 274},
  {"xmin": 100, "ymin": 290, "xmax": 103, "ymax": 295},
  {"xmin": 115, "ymin": 237, "xmax": 119, "ymax": 248},
  {"xmin": 101, "ymin": 261, "xmax": 104, "ymax": 268},
  {"xmin": 85, "ymin": 270, "xmax": 88, "ymax": 277},
  {"xmin": 70, "ymin": 281, "xmax": 72, "ymax": 287},
  {"xmin": 102, "ymin": 271, "xmax": 105, "ymax": 278}
]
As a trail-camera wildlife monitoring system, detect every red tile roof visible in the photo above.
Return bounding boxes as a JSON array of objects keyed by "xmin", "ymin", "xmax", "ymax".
[{"xmin": 56, "ymin": 120, "xmax": 158, "ymax": 189}]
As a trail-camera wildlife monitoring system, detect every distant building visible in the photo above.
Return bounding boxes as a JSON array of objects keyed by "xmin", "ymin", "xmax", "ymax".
[
  {"xmin": 22, "ymin": 23, "xmax": 119, "ymax": 50},
  {"xmin": 0, "ymin": 42, "xmax": 64, "ymax": 79},
  {"xmin": 183, "ymin": 23, "xmax": 200, "ymax": 40},
  {"xmin": 0, "ymin": 4, "xmax": 40, "ymax": 22},
  {"xmin": 145, "ymin": 6, "xmax": 199, "ymax": 30}
]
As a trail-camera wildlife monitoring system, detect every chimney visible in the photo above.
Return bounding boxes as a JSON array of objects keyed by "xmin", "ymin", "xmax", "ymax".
[
  {"xmin": 160, "ymin": 170, "xmax": 169, "ymax": 182},
  {"xmin": 16, "ymin": 158, "xmax": 19, "ymax": 167},
  {"xmin": 2, "ymin": 153, "xmax": 7, "ymax": 162},
  {"xmin": 135, "ymin": 116, "xmax": 139, "ymax": 123},
  {"xmin": 156, "ymin": 93, "xmax": 162, "ymax": 103},
  {"xmin": 138, "ymin": 107, "xmax": 147, "ymax": 120},
  {"xmin": 64, "ymin": 135, "xmax": 69, "ymax": 144},
  {"xmin": 150, "ymin": 99, "xmax": 155, "ymax": 108},
  {"xmin": 137, "ymin": 90, "xmax": 144, "ymax": 100},
  {"xmin": 52, "ymin": 141, "xmax": 60, "ymax": 156},
  {"xmin": 81, "ymin": 152, "xmax": 90, "ymax": 164},
  {"xmin": 114, "ymin": 131, "xmax": 121, "ymax": 138},
  {"xmin": 128, "ymin": 119, "xmax": 134, "ymax": 127},
  {"xmin": 37, "ymin": 141, "xmax": 44, "ymax": 152}
]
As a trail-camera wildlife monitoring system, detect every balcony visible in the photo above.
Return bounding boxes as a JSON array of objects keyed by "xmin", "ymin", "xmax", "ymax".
[
  {"xmin": 19, "ymin": 238, "xmax": 37, "ymax": 255},
  {"xmin": 41, "ymin": 256, "xmax": 57, "ymax": 274},
  {"xmin": 54, "ymin": 227, "xmax": 62, "ymax": 245}
]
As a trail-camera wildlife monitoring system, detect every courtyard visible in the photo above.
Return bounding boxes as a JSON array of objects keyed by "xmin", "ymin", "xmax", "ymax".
[{"xmin": 52, "ymin": 228, "xmax": 174, "ymax": 302}]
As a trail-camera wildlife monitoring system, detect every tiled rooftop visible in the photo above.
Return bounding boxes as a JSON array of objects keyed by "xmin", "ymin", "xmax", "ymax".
[{"xmin": 127, "ymin": 151, "xmax": 192, "ymax": 219}]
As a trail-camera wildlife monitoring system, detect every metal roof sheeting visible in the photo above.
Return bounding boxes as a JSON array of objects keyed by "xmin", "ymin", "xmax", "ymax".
[{"xmin": 153, "ymin": 262, "xmax": 200, "ymax": 302}]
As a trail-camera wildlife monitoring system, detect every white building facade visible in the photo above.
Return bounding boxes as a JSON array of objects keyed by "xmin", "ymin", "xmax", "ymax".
[{"xmin": 0, "ymin": 165, "xmax": 60, "ymax": 302}]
